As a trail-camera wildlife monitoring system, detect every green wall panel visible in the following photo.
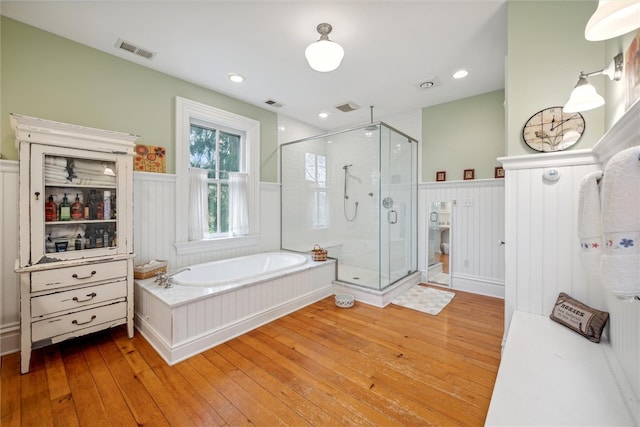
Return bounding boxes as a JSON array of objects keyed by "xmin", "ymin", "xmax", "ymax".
[{"xmin": 1, "ymin": 17, "xmax": 278, "ymax": 181}]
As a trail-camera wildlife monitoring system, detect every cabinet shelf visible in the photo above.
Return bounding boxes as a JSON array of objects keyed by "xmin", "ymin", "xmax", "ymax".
[{"xmin": 46, "ymin": 219, "xmax": 117, "ymax": 225}]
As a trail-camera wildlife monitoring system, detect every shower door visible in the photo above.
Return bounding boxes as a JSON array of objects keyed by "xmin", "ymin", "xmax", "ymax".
[{"xmin": 379, "ymin": 125, "xmax": 417, "ymax": 288}]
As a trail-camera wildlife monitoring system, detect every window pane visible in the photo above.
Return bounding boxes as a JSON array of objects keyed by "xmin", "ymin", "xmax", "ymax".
[
  {"xmin": 220, "ymin": 183, "xmax": 229, "ymax": 233},
  {"xmin": 190, "ymin": 125, "xmax": 217, "ymax": 178},
  {"xmin": 208, "ymin": 183, "xmax": 217, "ymax": 234},
  {"xmin": 317, "ymin": 155, "xmax": 326, "ymax": 188},
  {"xmin": 219, "ymin": 131, "xmax": 241, "ymax": 180},
  {"xmin": 305, "ymin": 153, "xmax": 315, "ymax": 182}
]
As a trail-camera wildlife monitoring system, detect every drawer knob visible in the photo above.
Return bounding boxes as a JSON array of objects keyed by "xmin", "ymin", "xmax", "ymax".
[
  {"xmin": 72, "ymin": 270, "xmax": 97, "ymax": 280},
  {"xmin": 72, "ymin": 315, "xmax": 97, "ymax": 326},
  {"xmin": 72, "ymin": 292, "xmax": 97, "ymax": 303}
]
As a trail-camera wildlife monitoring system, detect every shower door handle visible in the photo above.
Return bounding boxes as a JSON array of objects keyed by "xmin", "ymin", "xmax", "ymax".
[{"xmin": 388, "ymin": 210, "xmax": 398, "ymax": 224}]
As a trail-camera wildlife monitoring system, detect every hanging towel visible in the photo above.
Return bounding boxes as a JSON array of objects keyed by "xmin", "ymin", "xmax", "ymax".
[
  {"xmin": 600, "ymin": 146, "xmax": 640, "ymax": 299},
  {"xmin": 577, "ymin": 171, "xmax": 603, "ymax": 274}
]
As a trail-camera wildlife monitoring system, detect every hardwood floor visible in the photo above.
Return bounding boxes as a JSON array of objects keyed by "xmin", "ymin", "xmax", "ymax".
[{"xmin": 1, "ymin": 285, "xmax": 504, "ymax": 426}]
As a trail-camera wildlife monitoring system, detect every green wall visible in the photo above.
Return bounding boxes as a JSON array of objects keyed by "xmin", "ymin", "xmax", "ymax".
[
  {"xmin": 506, "ymin": 0, "xmax": 605, "ymax": 156},
  {"xmin": 0, "ymin": 17, "xmax": 278, "ymax": 181},
  {"xmin": 422, "ymin": 89, "xmax": 505, "ymax": 182}
]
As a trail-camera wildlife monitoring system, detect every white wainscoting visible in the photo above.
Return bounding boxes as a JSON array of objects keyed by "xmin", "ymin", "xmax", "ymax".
[
  {"xmin": 0, "ymin": 168, "xmax": 282, "ymax": 355},
  {"xmin": 133, "ymin": 172, "xmax": 281, "ymax": 269},
  {"xmin": 501, "ymin": 149, "xmax": 600, "ymax": 327},
  {"xmin": 501, "ymin": 100, "xmax": 640, "ymax": 417},
  {"xmin": 0, "ymin": 161, "xmax": 20, "ymax": 354},
  {"xmin": 420, "ymin": 179, "xmax": 505, "ymax": 298}
]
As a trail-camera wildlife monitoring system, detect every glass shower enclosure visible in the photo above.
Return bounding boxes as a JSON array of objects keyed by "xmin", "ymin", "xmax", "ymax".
[{"xmin": 280, "ymin": 122, "xmax": 418, "ymax": 291}]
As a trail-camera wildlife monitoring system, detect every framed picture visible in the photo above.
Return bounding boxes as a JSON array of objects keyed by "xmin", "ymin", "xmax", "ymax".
[
  {"xmin": 436, "ymin": 171, "xmax": 446, "ymax": 182},
  {"xmin": 624, "ymin": 29, "xmax": 640, "ymax": 111},
  {"xmin": 464, "ymin": 169, "xmax": 475, "ymax": 180},
  {"xmin": 495, "ymin": 166, "xmax": 505, "ymax": 178},
  {"xmin": 134, "ymin": 144, "xmax": 166, "ymax": 173}
]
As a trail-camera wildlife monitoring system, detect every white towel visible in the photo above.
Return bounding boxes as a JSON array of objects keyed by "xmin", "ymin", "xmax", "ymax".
[
  {"xmin": 577, "ymin": 171, "xmax": 603, "ymax": 274},
  {"xmin": 600, "ymin": 146, "xmax": 640, "ymax": 299}
]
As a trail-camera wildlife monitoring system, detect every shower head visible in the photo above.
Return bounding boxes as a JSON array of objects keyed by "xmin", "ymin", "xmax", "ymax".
[{"xmin": 343, "ymin": 164, "xmax": 352, "ymax": 170}]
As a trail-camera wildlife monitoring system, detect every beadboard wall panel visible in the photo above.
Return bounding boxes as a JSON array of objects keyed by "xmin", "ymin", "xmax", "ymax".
[
  {"xmin": 0, "ymin": 161, "xmax": 20, "ymax": 354},
  {"xmin": 502, "ymin": 112, "xmax": 640, "ymax": 410},
  {"xmin": 421, "ymin": 179, "xmax": 505, "ymax": 297},
  {"xmin": 132, "ymin": 172, "xmax": 281, "ymax": 269}
]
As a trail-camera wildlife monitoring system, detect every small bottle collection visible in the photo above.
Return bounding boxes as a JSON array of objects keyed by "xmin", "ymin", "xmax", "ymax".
[{"xmin": 44, "ymin": 188, "xmax": 117, "ymax": 253}]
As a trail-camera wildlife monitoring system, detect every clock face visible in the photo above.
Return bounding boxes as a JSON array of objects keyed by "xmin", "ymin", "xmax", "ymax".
[{"xmin": 522, "ymin": 107, "xmax": 585, "ymax": 152}]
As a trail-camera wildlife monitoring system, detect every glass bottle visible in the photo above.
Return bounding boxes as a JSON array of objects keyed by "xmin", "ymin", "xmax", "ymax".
[
  {"xmin": 103, "ymin": 191, "xmax": 111, "ymax": 220},
  {"xmin": 71, "ymin": 193, "xmax": 84, "ymax": 220},
  {"xmin": 45, "ymin": 195, "xmax": 57, "ymax": 222},
  {"xmin": 95, "ymin": 228, "xmax": 104, "ymax": 248},
  {"xmin": 75, "ymin": 233, "xmax": 82, "ymax": 250},
  {"xmin": 96, "ymin": 193, "xmax": 104, "ymax": 220},
  {"xmin": 88, "ymin": 189, "xmax": 98, "ymax": 220},
  {"xmin": 45, "ymin": 233, "xmax": 55, "ymax": 253},
  {"xmin": 59, "ymin": 193, "xmax": 71, "ymax": 221}
]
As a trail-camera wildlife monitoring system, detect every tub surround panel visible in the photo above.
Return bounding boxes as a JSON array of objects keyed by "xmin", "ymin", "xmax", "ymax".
[{"xmin": 134, "ymin": 256, "xmax": 335, "ymax": 365}]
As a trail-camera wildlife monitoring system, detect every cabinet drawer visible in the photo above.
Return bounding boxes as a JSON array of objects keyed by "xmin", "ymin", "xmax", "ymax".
[
  {"xmin": 31, "ymin": 280, "xmax": 127, "ymax": 318},
  {"xmin": 31, "ymin": 260, "xmax": 127, "ymax": 292},
  {"xmin": 32, "ymin": 301, "xmax": 127, "ymax": 342}
]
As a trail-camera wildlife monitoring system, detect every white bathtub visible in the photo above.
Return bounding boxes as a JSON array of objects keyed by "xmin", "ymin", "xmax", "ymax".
[
  {"xmin": 134, "ymin": 252, "xmax": 335, "ymax": 365},
  {"xmin": 171, "ymin": 252, "xmax": 307, "ymax": 287}
]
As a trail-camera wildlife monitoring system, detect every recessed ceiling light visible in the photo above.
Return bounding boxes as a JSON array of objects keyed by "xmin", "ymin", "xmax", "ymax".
[
  {"xmin": 227, "ymin": 73, "xmax": 245, "ymax": 83},
  {"xmin": 453, "ymin": 70, "xmax": 469, "ymax": 79},
  {"xmin": 419, "ymin": 81, "xmax": 435, "ymax": 89},
  {"xmin": 318, "ymin": 112, "xmax": 330, "ymax": 119}
]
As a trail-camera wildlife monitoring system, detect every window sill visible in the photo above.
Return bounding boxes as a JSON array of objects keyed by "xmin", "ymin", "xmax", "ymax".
[{"xmin": 174, "ymin": 235, "xmax": 261, "ymax": 256}]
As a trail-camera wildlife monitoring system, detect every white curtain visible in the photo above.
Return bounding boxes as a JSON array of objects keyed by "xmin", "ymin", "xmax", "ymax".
[
  {"xmin": 188, "ymin": 168, "xmax": 208, "ymax": 240},
  {"xmin": 229, "ymin": 172, "xmax": 249, "ymax": 236}
]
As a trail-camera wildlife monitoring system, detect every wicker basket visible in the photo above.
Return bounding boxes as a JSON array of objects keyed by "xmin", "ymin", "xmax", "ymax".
[
  {"xmin": 311, "ymin": 244, "xmax": 328, "ymax": 261},
  {"xmin": 133, "ymin": 260, "xmax": 168, "ymax": 279}
]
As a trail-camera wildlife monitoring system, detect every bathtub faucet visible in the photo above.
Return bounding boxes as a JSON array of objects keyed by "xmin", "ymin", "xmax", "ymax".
[{"xmin": 155, "ymin": 267, "xmax": 191, "ymax": 288}]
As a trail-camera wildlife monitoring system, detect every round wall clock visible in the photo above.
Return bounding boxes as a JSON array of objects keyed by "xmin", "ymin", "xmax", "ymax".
[{"xmin": 522, "ymin": 106, "xmax": 585, "ymax": 152}]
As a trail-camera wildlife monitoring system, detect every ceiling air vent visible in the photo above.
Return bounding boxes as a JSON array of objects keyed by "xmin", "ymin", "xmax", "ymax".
[
  {"xmin": 264, "ymin": 99, "xmax": 284, "ymax": 108},
  {"xmin": 335, "ymin": 102, "xmax": 360, "ymax": 113},
  {"xmin": 116, "ymin": 39, "xmax": 155, "ymax": 60}
]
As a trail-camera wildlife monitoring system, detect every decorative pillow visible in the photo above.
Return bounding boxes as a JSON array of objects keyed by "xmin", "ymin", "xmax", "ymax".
[{"xmin": 549, "ymin": 292, "xmax": 609, "ymax": 343}]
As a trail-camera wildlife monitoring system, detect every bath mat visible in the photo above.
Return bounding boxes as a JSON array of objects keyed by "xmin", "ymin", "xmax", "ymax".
[{"xmin": 391, "ymin": 285, "xmax": 455, "ymax": 316}]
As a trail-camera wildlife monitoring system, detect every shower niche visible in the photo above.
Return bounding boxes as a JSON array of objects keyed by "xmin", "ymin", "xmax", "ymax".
[{"xmin": 280, "ymin": 122, "xmax": 418, "ymax": 294}]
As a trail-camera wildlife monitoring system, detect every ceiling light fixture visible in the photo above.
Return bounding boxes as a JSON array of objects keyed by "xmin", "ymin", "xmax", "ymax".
[
  {"xmin": 318, "ymin": 112, "xmax": 330, "ymax": 119},
  {"xmin": 419, "ymin": 81, "xmax": 435, "ymax": 89},
  {"xmin": 584, "ymin": 0, "xmax": 640, "ymax": 41},
  {"xmin": 453, "ymin": 70, "xmax": 469, "ymax": 79},
  {"xmin": 227, "ymin": 73, "xmax": 245, "ymax": 83},
  {"xmin": 563, "ymin": 53, "xmax": 623, "ymax": 113},
  {"xmin": 305, "ymin": 23, "xmax": 344, "ymax": 72}
]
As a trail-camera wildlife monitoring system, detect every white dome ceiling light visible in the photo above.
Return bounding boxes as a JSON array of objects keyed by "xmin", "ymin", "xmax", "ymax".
[{"xmin": 305, "ymin": 23, "xmax": 344, "ymax": 72}]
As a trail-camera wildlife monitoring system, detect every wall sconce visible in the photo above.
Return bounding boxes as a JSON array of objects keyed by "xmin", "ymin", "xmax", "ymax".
[
  {"xmin": 585, "ymin": 0, "xmax": 640, "ymax": 41},
  {"xmin": 304, "ymin": 23, "xmax": 344, "ymax": 72},
  {"xmin": 563, "ymin": 53, "xmax": 623, "ymax": 113}
]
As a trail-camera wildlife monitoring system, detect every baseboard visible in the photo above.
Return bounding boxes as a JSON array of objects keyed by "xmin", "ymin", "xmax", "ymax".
[
  {"xmin": 135, "ymin": 285, "xmax": 333, "ymax": 365},
  {"xmin": 0, "ymin": 321, "xmax": 20, "ymax": 356},
  {"xmin": 452, "ymin": 273, "xmax": 504, "ymax": 299}
]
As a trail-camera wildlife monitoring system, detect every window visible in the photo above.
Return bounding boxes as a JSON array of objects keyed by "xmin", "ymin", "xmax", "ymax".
[
  {"xmin": 190, "ymin": 121, "xmax": 243, "ymax": 235},
  {"xmin": 305, "ymin": 152, "xmax": 327, "ymax": 228},
  {"xmin": 175, "ymin": 97, "xmax": 260, "ymax": 254}
]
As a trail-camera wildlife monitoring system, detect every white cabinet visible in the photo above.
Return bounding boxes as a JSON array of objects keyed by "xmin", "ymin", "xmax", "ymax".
[{"xmin": 12, "ymin": 114, "xmax": 138, "ymax": 373}]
